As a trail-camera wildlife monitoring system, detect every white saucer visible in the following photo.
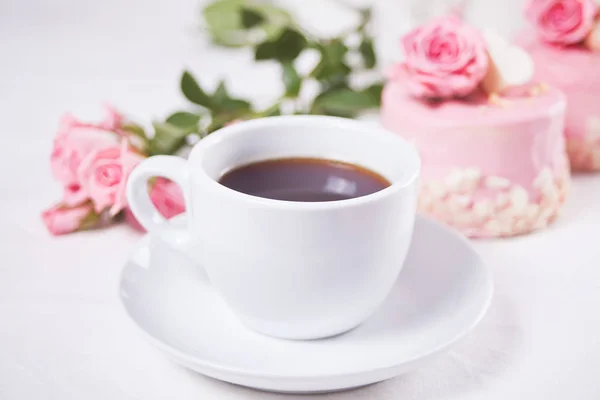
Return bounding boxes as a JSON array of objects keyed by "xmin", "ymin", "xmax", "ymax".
[{"xmin": 119, "ymin": 215, "xmax": 493, "ymax": 393}]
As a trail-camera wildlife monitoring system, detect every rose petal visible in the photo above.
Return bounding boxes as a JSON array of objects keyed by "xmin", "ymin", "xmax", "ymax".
[
  {"xmin": 104, "ymin": 104, "xmax": 123, "ymax": 127},
  {"xmin": 109, "ymin": 139, "xmax": 144, "ymax": 216},
  {"xmin": 63, "ymin": 184, "xmax": 89, "ymax": 206}
]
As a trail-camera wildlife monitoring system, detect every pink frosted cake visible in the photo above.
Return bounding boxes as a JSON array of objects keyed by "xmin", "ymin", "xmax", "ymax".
[
  {"xmin": 380, "ymin": 16, "xmax": 569, "ymax": 237},
  {"xmin": 519, "ymin": 0, "xmax": 600, "ymax": 171}
]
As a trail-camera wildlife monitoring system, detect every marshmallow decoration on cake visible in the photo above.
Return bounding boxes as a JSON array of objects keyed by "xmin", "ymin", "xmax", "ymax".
[
  {"xmin": 381, "ymin": 16, "xmax": 569, "ymax": 238},
  {"xmin": 519, "ymin": 0, "xmax": 600, "ymax": 171}
]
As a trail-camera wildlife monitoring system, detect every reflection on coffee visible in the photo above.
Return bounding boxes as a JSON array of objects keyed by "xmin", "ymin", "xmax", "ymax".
[{"xmin": 218, "ymin": 157, "xmax": 391, "ymax": 202}]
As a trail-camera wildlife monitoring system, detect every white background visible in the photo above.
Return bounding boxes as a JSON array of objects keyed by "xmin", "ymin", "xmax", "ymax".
[{"xmin": 1, "ymin": 0, "xmax": 599, "ymax": 399}]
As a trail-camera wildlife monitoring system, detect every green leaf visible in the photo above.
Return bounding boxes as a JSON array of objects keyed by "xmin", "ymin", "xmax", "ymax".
[
  {"xmin": 256, "ymin": 4, "xmax": 293, "ymax": 26},
  {"xmin": 241, "ymin": 7, "xmax": 264, "ymax": 28},
  {"xmin": 149, "ymin": 122, "xmax": 193, "ymax": 156},
  {"xmin": 263, "ymin": 105, "xmax": 281, "ymax": 117},
  {"xmin": 166, "ymin": 112, "xmax": 201, "ymax": 129},
  {"xmin": 261, "ymin": 24, "xmax": 284, "ymax": 42},
  {"xmin": 357, "ymin": 8, "xmax": 372, "ymax": 30},
  {"xmin": 364, "ymin": 82, "xmax": 384, "ymax": 103},
  {"xmin": 209, "ymin": 32, "xmax": 248, "ymax": 47},
  {"xmin": 203, "ymin": 0, "xmax": 243, "ymax": 34},
  {"xmin": 325, "ymin": 39, "xmax": 348, "ymax": 61},
  {"xmin": 206, "ymin": 113, "xmax": 235, "ymax": 134},
  {"xmin": 253, "ymin": 103, "xmax": 281, "ymax": 118},
  {"xmin": 310, "ymin": 39, "xmax": 351, "ymax": 85},
  {"xmin": 212, "ymin": 80, "xmax": 229, "ymax": 104},
  {"xmin": 220, "ymin": 98, "xmax": 252, "ymax": 113},
  {"xmin": 282, "ymin": 62, "xmax": 301, "ymax": 97},
  {"xmin": 255, "ymin": 28, "xmax": 307, "ymax": 62},
  {"xmin": 359, "ymin": 38, "xmax": 376, "ymax": 69},
  {"xmin": 121, "ymin": 123, "xmax": 147, "ymax": 140},
  {"xmin": 312, "ymin": 87, "xmax": 380, "ymax": 117},
  {"xmin": 211, "ymin": 80, "xmax": 252, "ymax": 113},
  {"xmin": 255, "ymin": 104, "xmax": 281, "ymax": 117},
  {"xmin": 321, "ymin": 74, "xmax": 350, "ymax": 92},
  {"xmin": 249, "ymin": 4, "xmax": 292, "ymax": 42},
  {"xmin": 202, "ymin": 0, "xmax": 292, "ymax": 47},
  {"xmin": 180, "ymin": 71, "xmax": 212, "ymax": 107},
  {"xmin": 254, "ymin": 42, "xmax": 276, "ymax": 61},
  {"xmin": 259, "ymin": 8, "xmax": 290, "ymax": 41}
]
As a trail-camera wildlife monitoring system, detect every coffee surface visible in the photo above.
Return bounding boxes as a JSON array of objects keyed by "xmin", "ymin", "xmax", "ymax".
[{"xmin": 218, "ymin": 157, "xmax": 390, "ymax": 202}]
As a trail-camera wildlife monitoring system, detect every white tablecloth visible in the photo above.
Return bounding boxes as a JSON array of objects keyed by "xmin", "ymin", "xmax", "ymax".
[{"xmin": 1, "ymin": 0, "xmax": 599, "ymax": 398}]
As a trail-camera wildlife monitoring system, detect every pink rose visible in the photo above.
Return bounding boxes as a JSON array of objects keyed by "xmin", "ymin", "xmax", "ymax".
[
  {"xmin": 124, "ymin": 178, "xmax": 186, "ymax": 232},
  {"xmin": 78, "ymin": 139, "xmax": 144, "ymax": 215},
  {"xmin": 150, "ymin": 178, "xmax": 185, "ymax": 219},
  {"xmin": 63, "ymin": 183, "xmax": 89, "ymax": 206},
  {"xmin": 398, "ymin": 16, "xmax": 489, "ymax": 99},
  {"xmin": 124, "ymin": 207, "xmax": 145, "ymax": 232},
  {"xmin": 526, "ymin": 0, "xmax": 598, "ymax": 45},
  {"xmin": 42, "ymin": 203, "xmax": 94, "ymax": 236},
  {"xmin": 50, "ymin": 107, "xmax": 126, "ymax": 204},
  {"xmin": 50, "ymin": 125, "xmax": 117, "ymax": 188}
]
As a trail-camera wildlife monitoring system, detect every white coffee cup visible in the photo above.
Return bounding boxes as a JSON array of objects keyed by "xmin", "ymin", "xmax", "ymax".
[{"xmin": 126, "ymin": 115, "xmax": 420, "ymax": 340}]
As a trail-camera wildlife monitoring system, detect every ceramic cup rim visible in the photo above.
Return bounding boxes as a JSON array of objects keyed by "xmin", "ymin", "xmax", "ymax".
[{"xmin": 187, "ymin": 115, "xmax": 421, "ymax": 210}]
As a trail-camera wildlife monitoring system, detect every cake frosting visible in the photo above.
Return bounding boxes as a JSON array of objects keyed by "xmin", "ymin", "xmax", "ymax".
[
  {"xmin": 519, "ymin": 0, "xmax": 600, "ymax": 171},
  {"xmin": 382, "ymin": 83, "xmax": 568, "ymax": 237},
  {"xmin": 380, "ymin": 15, "xmax": 570, "ymax": 237},
  {"xmin": 521, "ymin": 39, "xmax": 600, "ymax": 171}
]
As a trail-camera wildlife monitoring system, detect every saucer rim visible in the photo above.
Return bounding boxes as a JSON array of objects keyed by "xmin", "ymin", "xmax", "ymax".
[{"xmin": 118, "ymin": 214, "xmax": 493, "ymax": 381}]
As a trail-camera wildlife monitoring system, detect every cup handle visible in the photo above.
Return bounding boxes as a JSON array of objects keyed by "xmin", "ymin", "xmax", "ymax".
[{"xmin": 126, "ymin": 155, "xmax": 193, "ymax": 256}]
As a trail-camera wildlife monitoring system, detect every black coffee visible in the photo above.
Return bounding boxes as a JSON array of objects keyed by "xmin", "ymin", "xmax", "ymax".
[{"xmin": 218, "ymin": 157, "xmax": 391, "ymax": 202}]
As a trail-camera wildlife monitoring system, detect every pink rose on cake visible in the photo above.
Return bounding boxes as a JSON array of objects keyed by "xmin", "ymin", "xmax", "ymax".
[
  {"xmin": 390, "ymin": 16, "xmax": 536, "ymax": 98},
  {"xmin": 396, "ymin": 16, "xmax": 489, "ymax": 99},
  {"xmin": 525, "ymin": 0, "xmax": 599, "ymax": 45}
]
